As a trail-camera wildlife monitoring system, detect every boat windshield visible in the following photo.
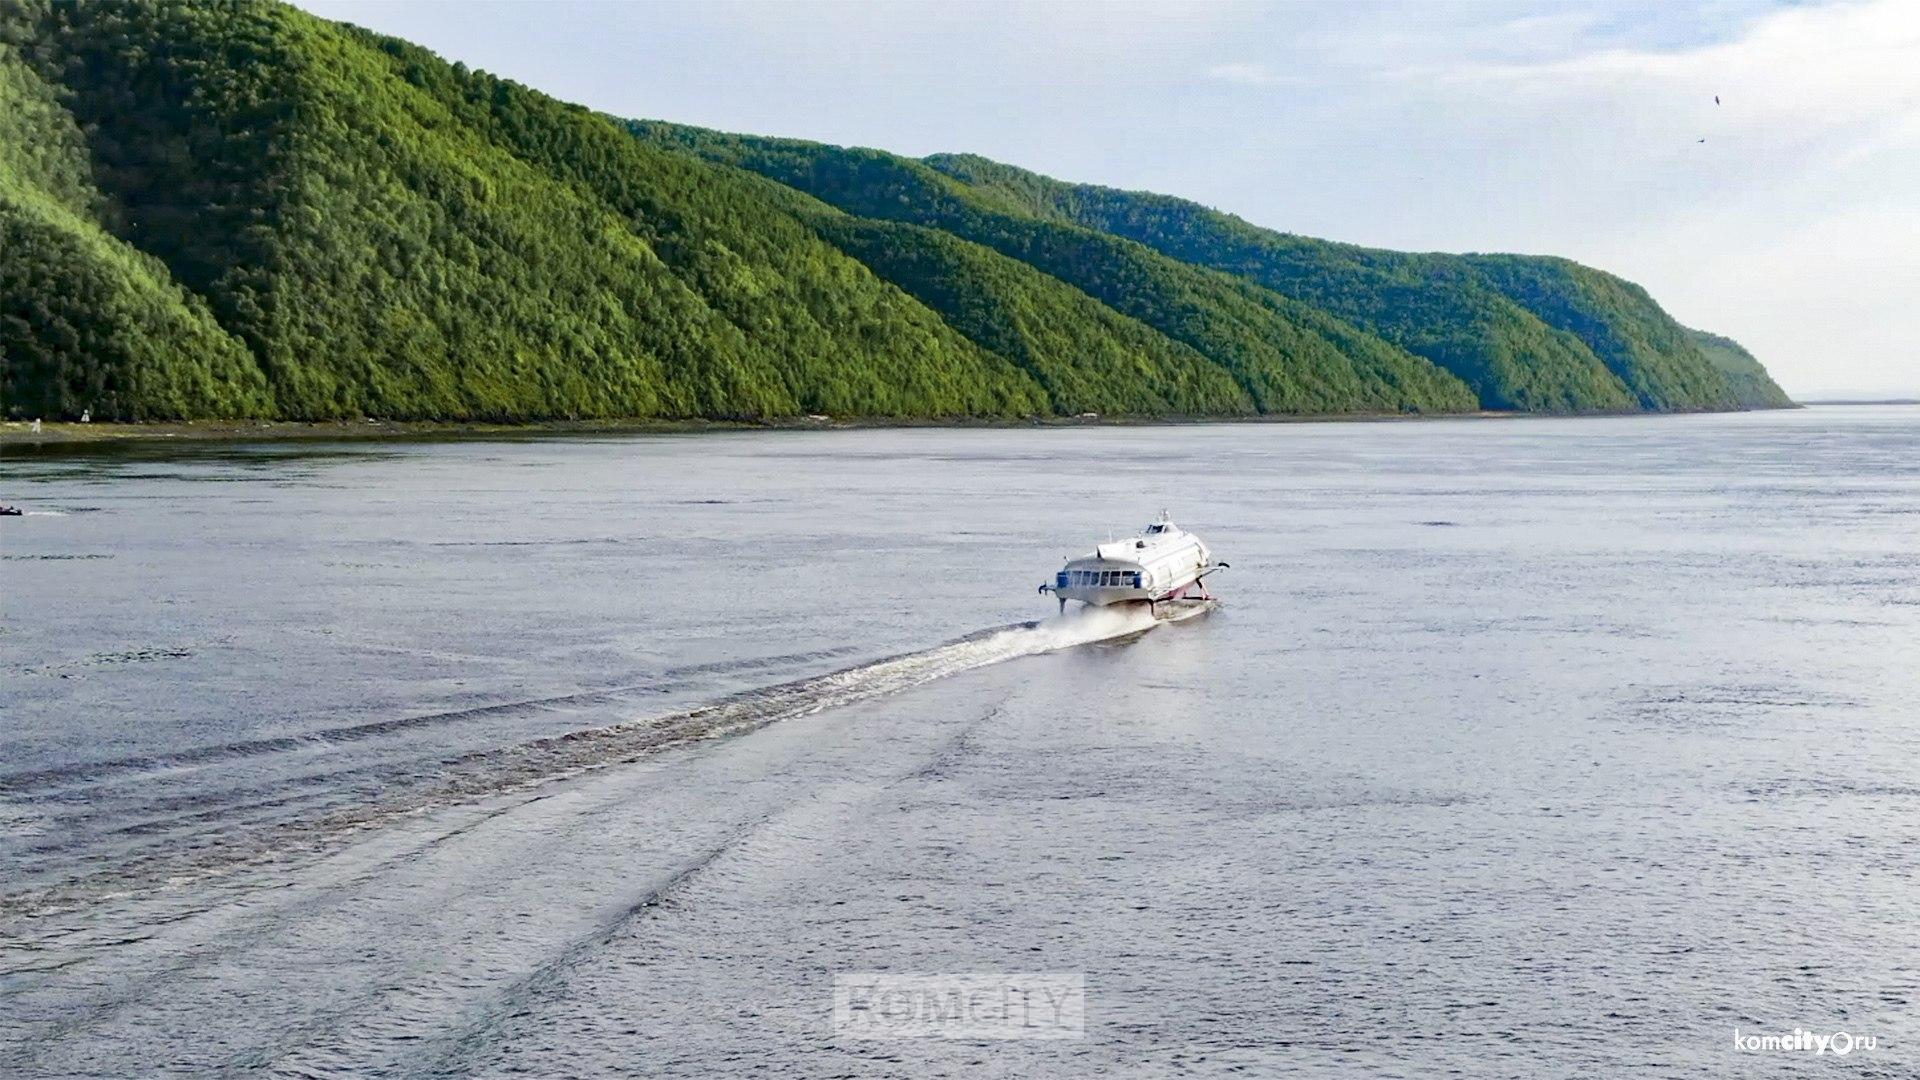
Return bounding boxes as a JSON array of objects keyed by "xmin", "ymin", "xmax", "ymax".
[{"xmin": 1059, "ymin": 569, "xmax": 1143, "ymax": 589}]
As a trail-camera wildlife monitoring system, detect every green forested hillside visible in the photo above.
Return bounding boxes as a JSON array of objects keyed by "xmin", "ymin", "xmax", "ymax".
[
  {"xmin": 1, "ymin": 0, "xmax": 1046, "ymax": 421},
  {"xmin": 0, "ymin": 17, "xmax": 271, "ymax": 420},
  {"xmin": 1685, "ymin": 328, "xmax": 1795, "ymax": 408},
  {"xmin": 631, "ymin": 124, "xmax": 1479, "ymax": 416},
  {"xmin": 811, "ymin": 217, "xmax": 1254, "ymax": 416},
  {"xmin": 0, "ymin": 0, "xmax": 1788, "ymax": 422},
  {"xmin": 925, "ymin": 153, "xmax": 1793, "ymax": 411}
]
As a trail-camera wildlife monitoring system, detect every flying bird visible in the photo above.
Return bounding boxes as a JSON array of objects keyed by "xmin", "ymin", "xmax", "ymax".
[{"xmin": 1714, "ymin": 95, "xmax": 1721, "ymax": 105}]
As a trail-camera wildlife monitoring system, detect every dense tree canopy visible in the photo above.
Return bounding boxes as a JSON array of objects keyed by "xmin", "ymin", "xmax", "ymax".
[
  {"xmin": 1684, "ymin": 327, "xmax": 1795, "ymax": 409},
  {"xmin": 0, "ymin": 0, "xmax": 1788, "ymax": 422},
  {"xmin": 924, "ymin": 153, "xmax": 1792, "ymax": 411},
  {"xmin": 632, "ymin": 125, "xmax": 1480, "ymax": 416}
]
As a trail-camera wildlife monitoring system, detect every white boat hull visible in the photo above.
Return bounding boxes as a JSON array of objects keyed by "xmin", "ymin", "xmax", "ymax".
[{"xmin": 1052, "ymin": 572, "xmax": 1211, "ymax": 608}]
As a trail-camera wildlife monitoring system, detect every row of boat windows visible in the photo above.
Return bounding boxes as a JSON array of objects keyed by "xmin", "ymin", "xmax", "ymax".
[{"xmin": 1058, "ymin": 569, "xmax": 1144, "ymax": 589}]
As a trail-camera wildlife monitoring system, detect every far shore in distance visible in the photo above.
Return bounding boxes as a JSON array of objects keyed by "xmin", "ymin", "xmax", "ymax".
[{"xmin": 0, "ymin": 405, "xmax": 1836, "ymax": 448}]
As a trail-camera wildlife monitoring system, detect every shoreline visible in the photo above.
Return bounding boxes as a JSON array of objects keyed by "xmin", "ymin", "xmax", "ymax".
[{"xmin": 0, "ymin": 404, "xmax": 1815, "ymax": 448}]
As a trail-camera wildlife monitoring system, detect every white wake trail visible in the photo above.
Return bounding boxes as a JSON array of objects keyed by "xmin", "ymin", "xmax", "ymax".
[{"xmin": 1, "ymin": 601, "xmax": 1215, "ymax": 918}]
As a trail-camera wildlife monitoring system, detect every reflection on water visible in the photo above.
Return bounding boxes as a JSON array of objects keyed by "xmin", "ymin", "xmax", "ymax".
[{"xmin": 3, "ymin": 407, "xmax": 1919, "ymax": 1077}]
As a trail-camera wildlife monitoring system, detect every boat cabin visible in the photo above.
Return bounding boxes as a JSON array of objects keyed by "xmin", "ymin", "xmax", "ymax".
[{"xmin": 1056, "ymin": 567, "xmax": 1144, "ymax": 590}]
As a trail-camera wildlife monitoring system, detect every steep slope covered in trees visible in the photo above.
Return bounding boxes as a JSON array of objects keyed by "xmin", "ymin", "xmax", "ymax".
[
  {"xmin": 0, "ymin": 17, "xmax": 269, "ymax": 420},
  {"xmin": 631, "ymin": 124, "xmax": 1480, "ymax": 416},
  {"xmin": 1685, "ymin": 328, "xmax": 1795, "ymax": 408},
  {"xmin": 0, "ymin": 0, "xmax": 1788, "ymax": 422},
  {"xmin": 811, "ymin": 217, "xmax": 1254, "ymax": 416},
  {"xmin": 924, "ymin": 152, "xmax": 1791, "ymax": 411},
  {"xmin": 2, "ymin": 0, "xmax": 1046, "ymax": 420}
]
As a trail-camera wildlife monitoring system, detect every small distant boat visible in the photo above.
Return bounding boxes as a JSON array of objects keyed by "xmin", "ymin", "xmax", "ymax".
[
  {"xmin": 0, "ymin": 505, "xmax": 21, "ymax": 517},
  {"xmin": 1040, "ymin": 511, "xmax": 1227, "ymax": 613}
]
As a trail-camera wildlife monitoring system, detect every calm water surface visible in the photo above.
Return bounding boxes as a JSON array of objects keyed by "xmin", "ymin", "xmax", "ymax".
[{"xmin": 2, "ymin": 407, "xmax": 1918, "ymax": 1077}]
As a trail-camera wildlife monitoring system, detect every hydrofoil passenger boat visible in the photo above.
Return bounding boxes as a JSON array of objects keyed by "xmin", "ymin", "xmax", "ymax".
[{"xmin": 1040, "ymin": 512, "xmax": 1227, "ymax": 614}]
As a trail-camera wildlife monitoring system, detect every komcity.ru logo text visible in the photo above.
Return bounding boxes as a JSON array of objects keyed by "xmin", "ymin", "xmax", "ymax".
[{"xmin": 1733, "ymin": 1028, "xmax": 1877, "ymax": 1056}]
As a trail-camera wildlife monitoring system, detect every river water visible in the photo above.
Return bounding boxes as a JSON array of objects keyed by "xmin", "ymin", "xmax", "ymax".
[{"xmin": 2, "ymin": 407, "xmax": 1917, "ymax": 1077}]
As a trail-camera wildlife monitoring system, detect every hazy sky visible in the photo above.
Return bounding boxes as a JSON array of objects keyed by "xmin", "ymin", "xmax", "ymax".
[{"xmin": 294, "ymin": 0, "xmax": 1918, "ymax": 399}]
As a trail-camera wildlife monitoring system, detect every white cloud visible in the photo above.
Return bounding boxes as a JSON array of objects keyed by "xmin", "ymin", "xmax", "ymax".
[
  {"xmin": 1203, "ymin": 62, "xmax": 1303, "ymax": 88},
  {"xmin": 1387, "ymin": 0, "xmax": 1920, "ymax": 395},
  {"xmin": 1191, "ymin": 0, "xmax": 1919, "ymax": 396},
  {"xmin": 1416, "ymin": 0, "xmax": 1920, "ymax": 143}
]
